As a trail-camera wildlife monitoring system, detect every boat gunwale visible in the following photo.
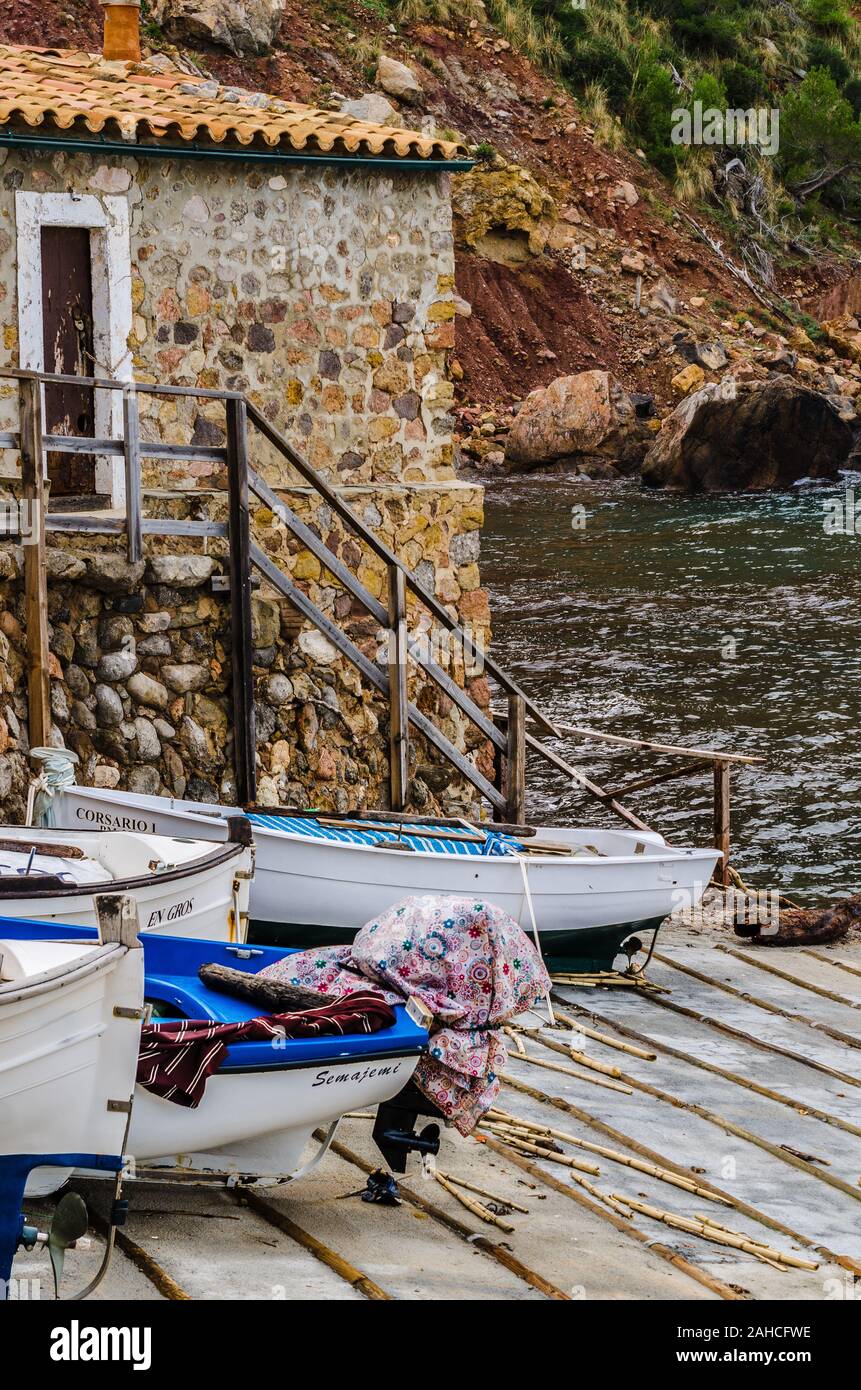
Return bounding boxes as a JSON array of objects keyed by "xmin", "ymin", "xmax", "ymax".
[
  {"xmin": 0, "ymin": 835, "xmax": 249, "ymax": 900},
  {"xmin": 48, "ymin": 788, "xmax": 720, "ymax": 867},
  {"xmin": 247, "ymin": 822, "xmax": 720, "ymax": 868},
  {"xmin": 0, "ymin": 939, "xmax": 129, "ymax": 1003}
]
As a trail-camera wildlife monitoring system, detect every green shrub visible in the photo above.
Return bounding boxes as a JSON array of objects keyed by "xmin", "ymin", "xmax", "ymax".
[
  {"xmin": 806, "ymin": 0, "xmax": 852, "ymax": 36},
  {"xmin": 779, "ymin": 67, "xmax": 861, "ymax": 194},
  {"xmin": 630, "ymin": 59, "xmax": 680, "ymax": 175},
  {"xmin": 723, "ymin": 60, "xmax": 768, "ymax": 108},
  {"xmin": 844, "ymin": 77, "xmax": 861, "ymax": 119},
  {"xmin": 806, "ymin": 38, "xmax": 851, "ymax": 86},
  {"xmin": 566, "ymin": 36, "xmax": 634, "ymax": 112}
]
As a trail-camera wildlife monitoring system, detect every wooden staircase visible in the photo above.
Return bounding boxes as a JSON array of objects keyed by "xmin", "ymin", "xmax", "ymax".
[{"xmin": 0, "ymin": 368, "xmax": 760, "ymax": 876}]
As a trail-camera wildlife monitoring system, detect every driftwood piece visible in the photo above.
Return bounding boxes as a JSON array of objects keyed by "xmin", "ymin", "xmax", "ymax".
[
  {"xmin": 735, "ymin": 893, "xmax": 861, "ymax": 947},
  {"xmin": 199, "ymin": 962, "xmax": 336, "ymax": 1011}
]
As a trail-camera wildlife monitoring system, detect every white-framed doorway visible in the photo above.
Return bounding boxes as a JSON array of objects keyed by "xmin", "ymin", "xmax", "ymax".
[{"xmin": 15, "ymin": 190, "xmax": 133, "ymax": 505}]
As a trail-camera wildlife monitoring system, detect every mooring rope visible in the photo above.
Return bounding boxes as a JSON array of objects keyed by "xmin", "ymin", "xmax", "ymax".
[
  {"xmin": 516, "ymin": 854, "xmax": 555, "ymax": 1026},
  {"xmin": 25, "ymin": 746, "xmax": 79, "ymax": 828}
]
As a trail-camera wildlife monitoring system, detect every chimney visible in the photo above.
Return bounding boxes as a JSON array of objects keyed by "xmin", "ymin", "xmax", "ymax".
[{"xmin": 100, "ymin": 0, "xmax": 142, "ymax": 63}]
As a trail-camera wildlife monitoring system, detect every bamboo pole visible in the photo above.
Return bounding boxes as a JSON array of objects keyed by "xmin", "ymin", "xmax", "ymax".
[
  {"xmin": 803, "ymin": 949, "xmax": 861, "ymax": 980},
  {"xmin": 547, "ymin": 1004, "xmax": 657, "ymax": 1060},
  {"xmin": 434, "ymin": 1171, "xmax": 516, "ymax": 1233},
  {"xmin": 653, "ymin": 950, "xmax": 861, "ymax": 1052},
  {"xmin": 241, "ymin": 1188, "xmax": 393, "ymax": 1299},
  {"xmin": 556, "ymin": 995, "xmax": 861, "ymax": 1141},
  {"xmin": 483, "ymin": 1110, "xmax": 733, "ymax": 1204},
  {"xmin": 511, "ymin": 1024, "xmax": 627, "ymax": 1079},
  {"xmin": 502, "ymin": 1064, "xmax": 861, "ymax": 1211},
  {"xmin": 474, "ymin": 1132, "xmax": 747, "ymax": 1302},
  {"xmin": 493, "ymin": 1134, "xmax": 603, "ymax": 1176},
  {"xmin": 569, "ymin": 1171, "xmax": 635, "ymax": 1218},
  {"xmin": 719, "ymin": 945, "xmax": 861, "ymax": 1010},
  {"xmin": 497, "ymin": 1070, "xmax": 861, "ymax": 1278},
  {"xmin": 436, "ymin": 1172, "xmax": 529, "ymax": 1214},
  {"xmin": 611, "ymin": 1194, "xmax": 819, "ymax": 1271},
  {"xmin": 324, "ymin": 1133, "xmax": 570, "ymax": 1300},
  {"xmin": 629, "ymin": 983, "xmax": 861, "ymax": 1089},
  {"xmin": 551, "ymin": 972, "xmax": 668, "ymax": 993},
  {"xmin": 504, "ymin": 1025, "xmax": 527, "ymax": 1056},
  {"xmin": 508, "ymin": 1056, "xmax": 633, "ymax": 1095}
]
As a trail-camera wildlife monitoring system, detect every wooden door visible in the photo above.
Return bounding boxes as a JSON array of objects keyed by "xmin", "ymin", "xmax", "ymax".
[{"xmin": 41, "ymin": 226, "xmax": 96, "ymax": 496}]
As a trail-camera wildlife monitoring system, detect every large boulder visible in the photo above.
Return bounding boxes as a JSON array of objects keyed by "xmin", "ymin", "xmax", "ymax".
[
  {"xmin": 152, "ymin": 0, "xmax": 285, "ymax": 54},
  {"xmin": 376, "ymin": 55, "xmax": 423, "ymax": 104},
  {"xmin": 504, "ymin": 371, "xmax": 652, "ymax": 473},
  {"xmin": 642, "ymin": 376, "xmax": 851, "ymax": 491}
]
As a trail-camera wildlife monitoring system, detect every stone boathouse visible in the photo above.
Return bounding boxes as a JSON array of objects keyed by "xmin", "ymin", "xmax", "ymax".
[{"xmin": 0, "ymin": 7, "xmax": 495, "ymax": 820}]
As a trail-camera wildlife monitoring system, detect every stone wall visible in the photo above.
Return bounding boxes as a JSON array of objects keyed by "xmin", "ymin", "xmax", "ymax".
[
  {"xmin": 0, "ymin": 147, "xmax": 458, "ymax": 490},
  {"xmin": 0, "ymin": 479, "xmax": 493, "ymax": 820},
  {"xmin": 0, "ymin": 144, "xmax": 495, "ymax": 819}
]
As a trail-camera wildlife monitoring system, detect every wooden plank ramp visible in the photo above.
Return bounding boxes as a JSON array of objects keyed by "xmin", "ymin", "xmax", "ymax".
[{"xmin": 16, "ymin": 926, "xmax": 861, "ymax": 1300}]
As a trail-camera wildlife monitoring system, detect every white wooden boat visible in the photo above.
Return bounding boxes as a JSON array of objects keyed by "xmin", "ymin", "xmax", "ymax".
[
  {"xmin": 0, "ymin": 824, "xmax": 254, "ymax": 942},
  {"xmin": 41, "ymin": 780, "xmax": 721, "ymax": 967},
  {"xmin": 0, "ymin": 921, "xmax": 427, "ymax": 1188},
  {"xmin": 0, "ymin": 900, "xmax": 144, "ymax": 1286}
]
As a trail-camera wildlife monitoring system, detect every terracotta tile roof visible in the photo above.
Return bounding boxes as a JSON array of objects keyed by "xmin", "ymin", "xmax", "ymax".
[{"xmin": 0, "ymin": 44, "xmax": 467, "ymax": 162}]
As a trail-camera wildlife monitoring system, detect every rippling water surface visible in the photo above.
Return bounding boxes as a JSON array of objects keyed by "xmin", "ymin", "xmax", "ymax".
[{"xmin": 480, "ymin": 472, "xmax": 861, "ymax": 901}]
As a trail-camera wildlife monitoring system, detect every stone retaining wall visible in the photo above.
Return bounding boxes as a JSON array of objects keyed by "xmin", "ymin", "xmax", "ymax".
[{"xmin": 0, "ymin": 481, "xmax": 495, "ymax": 821}]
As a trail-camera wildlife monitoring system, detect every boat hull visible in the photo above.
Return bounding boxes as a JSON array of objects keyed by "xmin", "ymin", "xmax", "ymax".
[
  {"xmin": 47, "ymin": 786, "xmax": 720, "ymax": 966},
  {"xmin": 251, "ymin": 914, "xmax": 670, "ymax": 971},
  {"xmin": 130, "ymin": 1050, "xmax": 420, "ymax": 1182},
  {"xmin": 0, "ymin": 932, "xmax": 143, "ymax": 1279},
  {"xmin": 1, "ymin": 831, "xmax": 251, "ymax": 942},
  {"xmin": 1, "ymin": 922, "xmax": 427, "ymax": 1189}
]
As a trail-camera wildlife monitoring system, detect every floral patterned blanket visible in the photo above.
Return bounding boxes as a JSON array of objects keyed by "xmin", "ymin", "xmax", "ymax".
[{"xmin": 260, "ymin": 894, "xmax": 550, "ymax": 1134}]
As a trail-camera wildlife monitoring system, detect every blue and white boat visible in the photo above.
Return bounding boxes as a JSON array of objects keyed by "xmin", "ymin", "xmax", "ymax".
[
  {"xmin": 0, "ymin": 918, "xmax": 428, "ymax": 1189},
  {"xmin": 0, "ymin": 898, "xmax": 143, "ymax": 1291}
]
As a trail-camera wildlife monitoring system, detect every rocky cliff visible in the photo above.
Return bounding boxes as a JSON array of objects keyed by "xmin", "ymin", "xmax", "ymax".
[{"xmin": 3, "ymin": 0, "xmax": 861, "ymax": 484}]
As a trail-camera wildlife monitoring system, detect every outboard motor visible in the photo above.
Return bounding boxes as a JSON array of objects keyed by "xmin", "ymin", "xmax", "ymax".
[{"xmin": 372, "ymin": 1080, "xmax": 444, "ymax": 1173}]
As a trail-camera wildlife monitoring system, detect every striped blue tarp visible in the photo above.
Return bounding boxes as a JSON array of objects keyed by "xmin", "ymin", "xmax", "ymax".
[{"xmin": 247, "ymin": 814, "xmax": 522, "ymax": 857}]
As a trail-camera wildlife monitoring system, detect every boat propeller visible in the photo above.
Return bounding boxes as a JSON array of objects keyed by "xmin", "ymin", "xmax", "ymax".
[
  {"xmin": 18, "ymin": 1191, "xmax": 89, "ymax": 1299},
  {"xmin": 372, "ymin": 1081, "xmax": 444, "ymax": 1173}
]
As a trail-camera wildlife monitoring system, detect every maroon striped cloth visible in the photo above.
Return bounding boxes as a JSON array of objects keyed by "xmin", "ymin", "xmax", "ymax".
[{"xmin": 137, "ymin": 992, "xmax": 396, "ymax": 1108}]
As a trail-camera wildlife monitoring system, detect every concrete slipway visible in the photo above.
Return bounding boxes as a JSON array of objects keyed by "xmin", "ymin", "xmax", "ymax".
[{"xmin": 14, "ymin": 908, "xmax": 861, "ymax": 1303}]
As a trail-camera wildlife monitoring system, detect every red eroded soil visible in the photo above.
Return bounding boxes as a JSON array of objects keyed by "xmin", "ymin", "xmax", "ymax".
[{"xmin": 456, "ymin": 253, "xmax": 628, "ymax": 402}]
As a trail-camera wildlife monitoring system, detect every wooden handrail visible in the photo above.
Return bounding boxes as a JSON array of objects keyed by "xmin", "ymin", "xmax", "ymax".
[
  {"xmin": 246, "ymin": 464, "xmax": 506, "ymax": 755},
  {"xmin": 245, "ymin": 401, "xmax": 560, "ymax": 739},
  {"xmin": 19, "ymin": 377, "xmax": 50, "ymax": 751},
  {"xmin": 250, "ymin": 541, "xmax": 506, "ymax": 812},
  {"xmin": 542, "ymin": 720, "xmax": 764, "ymax": 766},
  {"xmin": 2, "ymin": 366, "xmax": 245, "ymax": 401}
]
